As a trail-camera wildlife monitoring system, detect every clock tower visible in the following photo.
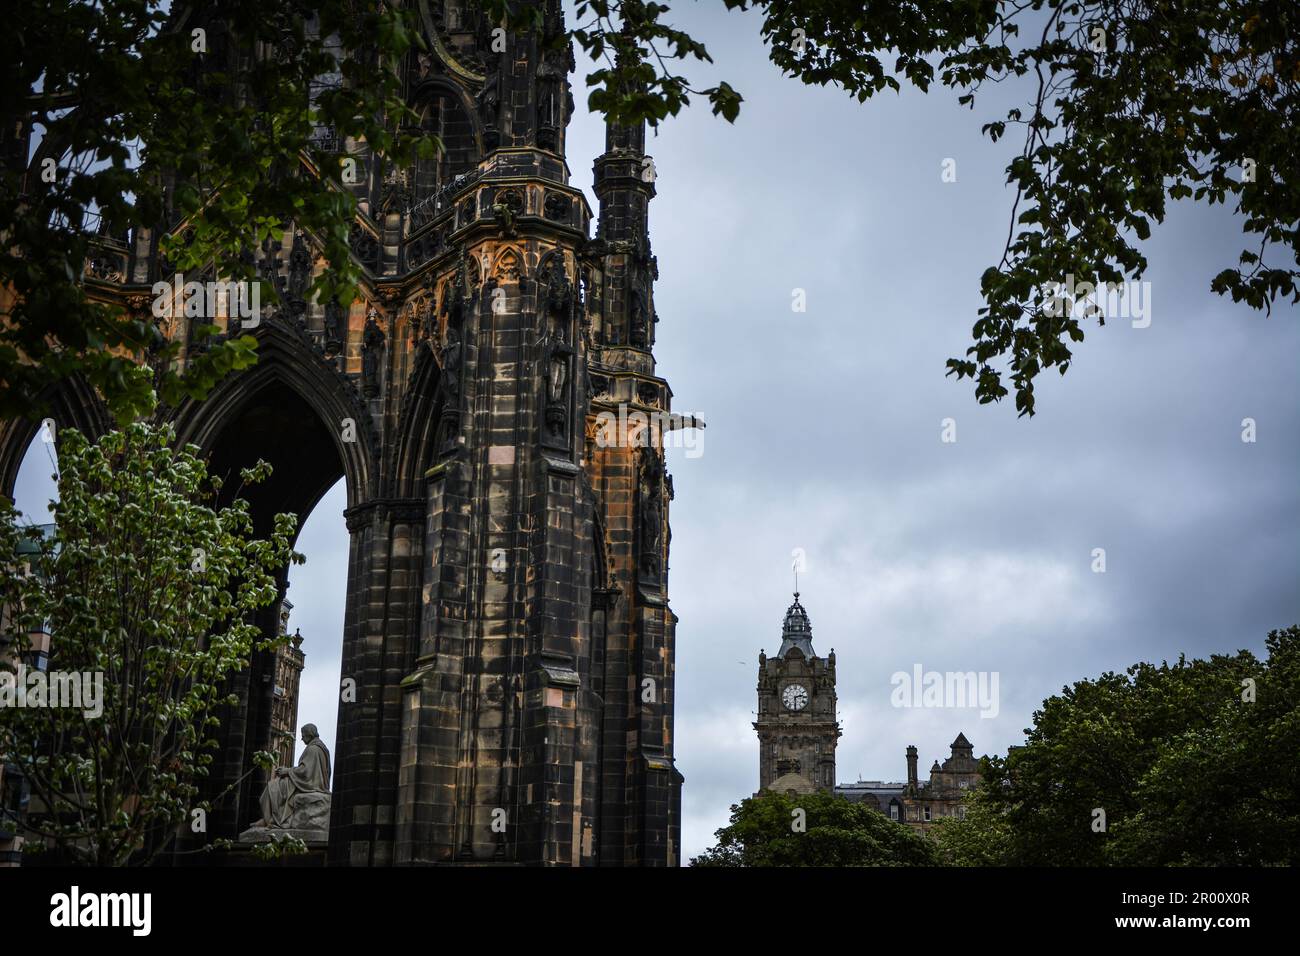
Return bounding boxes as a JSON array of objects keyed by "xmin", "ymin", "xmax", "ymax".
[{"xmin": 755, "ymin": 594, "xmax": 840, "ymax": 793}]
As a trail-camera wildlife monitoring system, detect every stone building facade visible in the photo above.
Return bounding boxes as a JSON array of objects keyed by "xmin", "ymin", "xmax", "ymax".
[
  {"xmin": 755, "ymin": 594, "xmax": 983, "ymax": 834},
  {"xmin": 0, "ymin": 2, "xmax": 690, "ymax": 866},
  {"xmin": 836, "ymin": 734, "xmax": 982, "ymax": 833},
  {"xmin": 754, "ymin": 595, "xmax": 840, "ymax": 794}
]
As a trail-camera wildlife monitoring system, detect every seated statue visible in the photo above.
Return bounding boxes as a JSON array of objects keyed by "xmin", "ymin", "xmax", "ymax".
[{"xmin": 250, "ymin": 723, "xmax": 332, "ymax": 833}]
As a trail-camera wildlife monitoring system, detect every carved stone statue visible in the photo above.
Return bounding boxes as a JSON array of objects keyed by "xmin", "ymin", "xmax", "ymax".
[
  {"xmin": 247, "ymin": 724, "xmax": 332, "ymax": 836},
  {"xmin": 536, "ymin": 50, "xmax": 564, "ymax": 150},
  {"xmin": 323, "ymin": 299, "xmax": 345, "ymax": 352},
  {"xmin": 478, "ymin": 70, "xmax": 500, "ymax": 125},
  {"xmin": 287, "ymin": 232, "xmax": 312, "ymax": 316},
  {"xmin": 435, "ymin": 320, "xmax": 464, "ymax": 452},
  {"xmin": 362, "ymin": 307, "xmax": 385, "ymax": 397},
  {"xmin": 439, "ymin": 323, "xmax": 463, "ymax": 398},
  {"xmin": 478, "ymin": 70, "xmax": 501, "ymax": 150},
  {"xmin": 547, "ymin": 351, "xmax": 568, "ymax": 405},
  {"xmin": 545, "ymin": 255, "xmax": 572, "ymax": 319},
  {"xmin": 638, "ymin": 452, "xmax": 664, "ymax": 579},
  {"xmin": 630, "ymin": 285, "xmax": 648, "ymax": 348}
]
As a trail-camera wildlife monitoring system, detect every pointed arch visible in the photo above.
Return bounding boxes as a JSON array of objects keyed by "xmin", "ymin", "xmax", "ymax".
[
  {"xmin": 167, "ymin": 322, "xmax": 376, "ymax": 510},
  {"xmin": 387, "ymin": 342, "xmax": 444, "ymax": 500},
  {"xmin": 493, "ymin": 245, "xmax": 523, "ymax": 283},
  {"xmin": 0, "ymin": 374, "xmax": 112, "ymax": 502},
  {"xmin": 408, "ymin": 77, "xmax": 482, "ymax": 201}
]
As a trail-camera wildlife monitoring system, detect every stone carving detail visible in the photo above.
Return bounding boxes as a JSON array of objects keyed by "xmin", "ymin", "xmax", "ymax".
[
  {"xmin": 286, "ymin": 231, "xmax": 312, "ymax": 322},
  {"xmin": 349, "ymin": 221, "xmax": 380, "ymax": 271},
  {"xmin": 536, "ymin": 50, "xmax": 564, "ymax": 151},
  {"xmin": 538, "ymin": 9, "xmax": 575, "ymax": 150},
  {"xmin": 362, "ymin": 306, "xmax": 386, "ymax": 397},
  {"xmin": 541, "ymin": 253, "xmax": 575, "ymax": 450},
  {"xmin": 492, "ymin": 188, "xmax": 523, "ymax": 238},
  {"xmin": 406, "ymin": 227, "xmax": 446, "ymax": 272},
  {"xmin": 543, "ymin": 254, "xmax": 573, "ymax": 318},
  {"xmin": 258, "ymin": 234, "xmax": 285, "ymax": 314},
  {"xmin": 458, "ymin": 197, "xmax": 477, "ymax": 230},
  {"xmin": 323, "ymin": 299, "xmax": 345, "ymax": 354},
  {"xmin": 630, "ymin": 282, "xmax": 649, "ymax": 348},
  {"xmin": 381, "ymin": 162, "xmax": 412, "ymax": 213},
  {"xmin": 496, "ymin": 188, "xmax": 524, "ymax": 217},
  {"xmin": 543, "ymin": 191, "xmax": 571, "ymax": 223},
  {"xmin": 435, "ymin": 254, "xmax": 473, "ymax": 454},
  {"xmin": 494, "ymin": 247, "xmax": 522, "ymax": 283},
  {"xmin": 477, "ymin": 69, "xmax": 501, "ymax": 152},
  {"xmin": 85, "ymin": 250, "xmax": 125, "ymax": 283},
  {"xmin": 243, "ymin": 723, "xmax": 331, "ymax": 840},
  {"xmin": 637, "ymin": 449, "xmax": 665, "ymax": 583},
  {"xmin": 435, "ymin": 323, "xmax": 463, "ymax": 452},
  {"xmin": 416, "ymin": 271, "xmax": 437, "ymax": 343},
  {"xmin": 543, "ymin": 339, "xmax": 572, "ymax": 447}
]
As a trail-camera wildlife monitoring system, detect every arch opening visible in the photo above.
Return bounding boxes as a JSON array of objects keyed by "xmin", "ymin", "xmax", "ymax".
[{"xmin": 193, "ymin": 377, "xmax": 354, "ymax": 840}]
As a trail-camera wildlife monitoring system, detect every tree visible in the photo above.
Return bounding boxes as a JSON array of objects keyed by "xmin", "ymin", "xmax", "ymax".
[
  {"xmin": 0, "ymin": 421, "xmax": 301, "ymax": 865},
  {"xmin": 929, "ymin": 779, "xmax": 1014, "ymax": 866},
  {"xmin": 691, "ymin": 789, "xmax": 940, "ymax": 866},
  {"xmin": 507, "ymin": 0, "xmax": 1299, "ymax": 416},
  {"xmin": 2, "ymin": 0, "xmax": 433, "ymax": 422},
  {"xmin": 935, "ymin": 626, "xmax": 1300, "ymax": 865}
]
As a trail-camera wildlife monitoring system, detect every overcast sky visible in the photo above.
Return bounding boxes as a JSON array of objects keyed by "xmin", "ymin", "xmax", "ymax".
[{"xmin": 15, "ymin": 2, "xmax": 1299, "ymax": 863}]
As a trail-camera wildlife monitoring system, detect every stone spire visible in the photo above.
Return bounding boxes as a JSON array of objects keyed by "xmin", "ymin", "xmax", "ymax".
[{"xmin": 591, "ymin": 41, "xmax": 658, "ymax": 353}]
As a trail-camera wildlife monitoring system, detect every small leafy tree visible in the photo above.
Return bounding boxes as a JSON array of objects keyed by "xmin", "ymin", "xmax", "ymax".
[
  {"xmin": 691, "ymin": 789, "xmax": 940, "ymax": 866},
  {"xmin": 0, "ymin": 421, "xmax": 301, "ymax": 865}
]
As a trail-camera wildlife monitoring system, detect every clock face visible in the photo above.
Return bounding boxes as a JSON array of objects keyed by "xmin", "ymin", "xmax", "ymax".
[{"xmin": 782, "ymin": 684, "xmax": 809, "ymax": 711}]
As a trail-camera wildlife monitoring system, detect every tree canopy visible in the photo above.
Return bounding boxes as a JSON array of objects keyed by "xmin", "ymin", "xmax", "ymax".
[
  {"xmin": 934, "ymin": 626, "xmax": 1300, "ymax": 865},
  {"xmin": 690, "ymin": 788, "xmax": 940, "ymax": 866}
]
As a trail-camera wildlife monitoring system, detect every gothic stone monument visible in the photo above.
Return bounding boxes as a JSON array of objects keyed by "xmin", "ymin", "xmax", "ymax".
[{"xmin": 0, "ymin": 1, "xmax": 686, "ymax": 866}]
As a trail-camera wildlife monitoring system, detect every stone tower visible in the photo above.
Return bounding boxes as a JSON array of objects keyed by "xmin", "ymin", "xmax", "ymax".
[
  {"xmin": 268, "ymin": 599, "xmax": 306, "ymax": 771},
  {"xmin": 755, "ymin": 594, "xmax": 840, "ymax": 793},
  {"xmin": 0, "ymin": 1, "xmax": 688, "ymax": 866}
]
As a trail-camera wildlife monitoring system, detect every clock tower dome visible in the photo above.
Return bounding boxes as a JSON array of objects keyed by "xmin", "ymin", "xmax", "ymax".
[{"xmin": 754, "ymin": 594, "xmax": 840, "ymax": 793}]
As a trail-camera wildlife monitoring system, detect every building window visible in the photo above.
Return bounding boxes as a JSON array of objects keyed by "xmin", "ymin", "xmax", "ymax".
[
  {"xmin": 923, "ymin": 806, "xmax": 932, "ymax": 822},
  {"xmin": 889, "ymin": 804, "xmax": 899, "ymax": 821},
  {"xmin": 957, "ymin": 806, "xmax": 967, "ymax": 820}
]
